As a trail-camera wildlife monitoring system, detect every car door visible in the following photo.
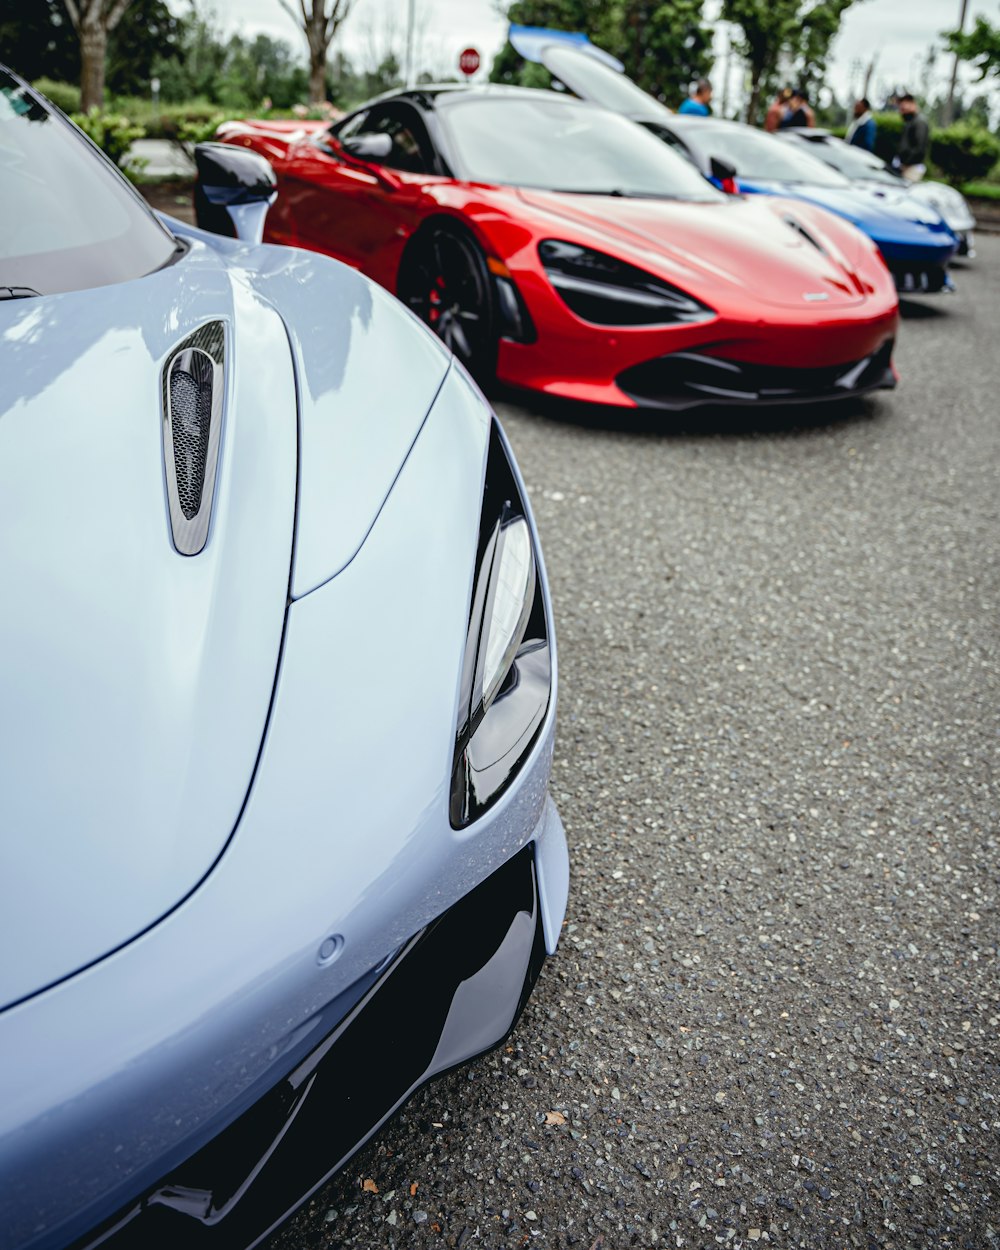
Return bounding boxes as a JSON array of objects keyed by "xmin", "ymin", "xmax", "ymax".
[{"xmin": 279, "ymin": 102, "xmax": 439, "ymax": 289}]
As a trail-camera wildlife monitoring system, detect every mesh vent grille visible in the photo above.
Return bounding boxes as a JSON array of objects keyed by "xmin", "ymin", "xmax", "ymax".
[
  {"xmin": 170, "ymin": 356, "xmax": 213, "ymax": 519},
  {"xmin": 161, "ymin": 321, "xmax": 226, "ymax": 555}
]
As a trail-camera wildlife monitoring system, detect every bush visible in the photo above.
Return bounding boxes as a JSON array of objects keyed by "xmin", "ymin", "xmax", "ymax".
[
  {"xmin": 962, "ymin": 180, "xmax": 1000, "ymax": 200},
  {"xmin": 69, "ymin": 108, "xmax": 146, "ymax": 169},
  {"xmin": 930, "ymin": 123, "xmax": 1000, "ymax": 186},
  {"xmin": 109, "ymin": 98, "xmax": 239, "ymax": 144},
  {"xmin": 872, "ymin": 111, "xmax": 903, "ymax": 165},
  {"xmin": 175, "ymin": 112, "xmax": 231, "ymax": 157},
  {"xmin": 31, "ymin": 78, "xmax": 81, "ymax": 114}
]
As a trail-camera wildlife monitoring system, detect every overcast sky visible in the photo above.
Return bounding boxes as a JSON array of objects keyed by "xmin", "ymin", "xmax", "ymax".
[{"xmin": 174, "ymin": 0, "xmax": 999, "ymax": 110}]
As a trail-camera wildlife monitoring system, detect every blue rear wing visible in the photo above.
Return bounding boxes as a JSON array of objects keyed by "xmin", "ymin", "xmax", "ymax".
[{"xmin": 508, "ymin": 23, "xmax": 625, "ymax": 72}]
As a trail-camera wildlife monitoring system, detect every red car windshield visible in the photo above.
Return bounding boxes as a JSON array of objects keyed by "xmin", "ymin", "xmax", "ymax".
[{"xmin": 440, "ymin": 95, "xmax": 724, "ymax": 201}]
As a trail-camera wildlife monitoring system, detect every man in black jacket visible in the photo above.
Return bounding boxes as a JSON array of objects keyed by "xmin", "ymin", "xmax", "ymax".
[{"xmin": 896, "ymin": 94, "xmax": 929, "ymax": 182}]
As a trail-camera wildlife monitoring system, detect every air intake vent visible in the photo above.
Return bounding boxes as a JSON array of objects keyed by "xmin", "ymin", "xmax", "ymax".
[
  {"xmin": 161, "ymin": 321, "xmax": 225, "ymax": 555},
  {"xmin": 782, "ymin": 214, "xmax": 825, "ymax": 254}
]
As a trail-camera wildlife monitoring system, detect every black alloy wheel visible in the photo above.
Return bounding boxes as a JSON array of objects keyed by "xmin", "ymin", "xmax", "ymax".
[{"xmin": 398, "ymin": 224, "xmax": 496, "ymax": 380}]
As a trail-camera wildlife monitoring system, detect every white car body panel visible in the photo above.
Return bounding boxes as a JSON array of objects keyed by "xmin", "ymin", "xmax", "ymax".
[
  {"xmin": 0, "ymin": 243, "xmax": 297, "ymax": 1008},
  {"xmin": 0, "ymin": 363, "xmax": 564, "ymax": 1250}
]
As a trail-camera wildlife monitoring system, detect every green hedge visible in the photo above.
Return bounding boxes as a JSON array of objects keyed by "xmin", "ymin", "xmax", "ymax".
[
  {"xmin": 107, "ymin": 97, "xmax": 230, "ymax": 141},
  {"xmin": 870, "ymin": 113, "xmax": 1000, "ymax": 185},
  {"xmin": 930, "ymin": 123, "xmax": 1000, "ymax": 186},
  {"xmin": 872, "ymin": 111, "xmax": 903, "ymax": 164},
  {"xmin": 962, "ymin": 180, "xmax": 1000, "ymax": 200},
  {"xmin": 31, "ymin": 78, "xmax": 81, "ymax": 114},
  {"xmin": 69, "ymin": 108, "xmax": 146, "ymax": 170}
]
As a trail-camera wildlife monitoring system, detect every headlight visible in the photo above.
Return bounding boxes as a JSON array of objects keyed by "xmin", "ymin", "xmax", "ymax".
[
  {"xmin": 539, "ymin": 239, "xmax": 715, "ymax": 327},
  {"xmin": 451, "ymin": 422, "xmax": 551, "ymax": 828}
]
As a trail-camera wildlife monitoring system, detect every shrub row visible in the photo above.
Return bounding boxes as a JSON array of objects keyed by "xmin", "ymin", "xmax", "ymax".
[
  {"xmin": 30, "ymin": 78, "xmax": 1000, "ymax": 188},
  {"xmin": 872, "ymin": 112, "xmax": 1000, "ymax": 184}
]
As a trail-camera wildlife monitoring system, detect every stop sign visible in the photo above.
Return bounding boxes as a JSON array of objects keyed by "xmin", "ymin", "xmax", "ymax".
[{"xmin": 458, "ymin": 47, "xmax": 481, "ymax": 77}]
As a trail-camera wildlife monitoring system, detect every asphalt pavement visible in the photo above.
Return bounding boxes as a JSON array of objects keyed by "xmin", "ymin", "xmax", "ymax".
[{"xmin": 272, "ymin": 240, "xmax": 1000, "ymax": 1250}]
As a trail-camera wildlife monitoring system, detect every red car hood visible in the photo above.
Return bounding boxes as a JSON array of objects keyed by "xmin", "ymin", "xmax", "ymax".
[{"xmin": 514, "ymin": 188, "xmax": 872, "ymax": 310}]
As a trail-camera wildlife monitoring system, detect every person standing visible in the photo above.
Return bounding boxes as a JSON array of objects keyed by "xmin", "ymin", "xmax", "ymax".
[
  {"xmin": 764, "ymin": 87, "xmax": 792, "ymax": 132},
  {"xmin": 678, "ymin": 79, "xmax": 713, "ymax": 116},
  {"xmin": 846, "ymin": 98, "xmax": 876, "ymax": 150},
  {"xmin": 779, "ymin": 88, "xmax": 815, "ymax": 129},
  {"xmin": 896, "ymin": 94, "xmax": 929, "ymax": 182}
]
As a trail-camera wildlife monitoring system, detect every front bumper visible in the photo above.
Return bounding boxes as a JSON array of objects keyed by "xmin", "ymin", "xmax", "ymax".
[
  {"xmin": 71, "ymin": 838, "xmax": 559, "ymax": 1249},
  {"xmin": 889, "ymin": 261, "xmax": 955, "ymax": 294},
  {"xmin": 617, "ymin": 338, "xmax": 897, "ymax": 410},
  {"xmin": 495, "ymin": 269, "xmax": 900, "ymax": 409}
]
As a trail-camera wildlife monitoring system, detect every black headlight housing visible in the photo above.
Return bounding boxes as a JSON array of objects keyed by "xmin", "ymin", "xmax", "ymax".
[
  {"xmin": 539, "ymin": 239, "xmax": 715, "ymax": 327},
  {"xmin": 451, "ymin": 422, "xmax": 551, "ymax": 829}
]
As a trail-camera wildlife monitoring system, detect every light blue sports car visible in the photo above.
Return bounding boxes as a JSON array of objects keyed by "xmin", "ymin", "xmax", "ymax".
[{"xmin": 0, "ymin": 65, "xmax": 568, "ymax": 1250}]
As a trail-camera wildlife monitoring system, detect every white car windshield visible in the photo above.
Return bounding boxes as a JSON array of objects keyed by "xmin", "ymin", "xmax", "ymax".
[
  {"xmin": 789, "ymin": 134, "xmax": 900, "ymax": 184},
  {"xmin": 0, "ymin": 70, "xmax": 178, "ymax": 296},
  {"xmin": 682, "ymin": 124, "xmax": 851, "ymax": 188}
]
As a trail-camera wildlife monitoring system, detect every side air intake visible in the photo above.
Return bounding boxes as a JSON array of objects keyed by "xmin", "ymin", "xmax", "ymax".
[{"xmin": 161, "ymin": 322, "xmax": 225, "ymax": 555}]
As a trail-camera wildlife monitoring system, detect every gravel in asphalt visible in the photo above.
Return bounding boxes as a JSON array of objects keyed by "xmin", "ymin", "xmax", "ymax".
[{"xmin": 271, "ymin": 240, "xmax": 1000, "ymax": 1250}]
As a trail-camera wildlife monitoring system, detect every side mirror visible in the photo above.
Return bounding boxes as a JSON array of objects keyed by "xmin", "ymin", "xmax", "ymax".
[
  {"xmin": 341, "ymin": 132, "xmax": 394, "ymax": 163},
  {"xmin": 194, "ymin": 143, "xmax": 277, "ymax": 245},
  {"xmin": 709, "ymin": 156, "xmax": 739, "ymax": 194}
]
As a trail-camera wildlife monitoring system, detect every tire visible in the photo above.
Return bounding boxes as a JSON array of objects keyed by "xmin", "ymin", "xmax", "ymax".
[{"xmin": 397, "ymin": 223, "xmax": 497, "ymax": 382}]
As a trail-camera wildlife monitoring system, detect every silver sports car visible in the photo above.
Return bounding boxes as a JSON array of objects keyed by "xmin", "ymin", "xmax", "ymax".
[
  {"xmin": 778, "ymin": 127, "xmax": 977, "ymax": 258},
  {"xmin": 0, "ymin": 65, "xmax": 568, "ymax": 1250}
]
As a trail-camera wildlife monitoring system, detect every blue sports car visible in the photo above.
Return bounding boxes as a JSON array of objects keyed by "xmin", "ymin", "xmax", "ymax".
[
  {"xmin": 0, "ymin": 65, "xmax": 568, "ymax": 1250},
  {"xmin": 510, "ymin": 25, "xmax": 959, "ymax": 295},
  {"xmin": 777, "ymin": 127, "xmax": 977, "ymax": 258}
]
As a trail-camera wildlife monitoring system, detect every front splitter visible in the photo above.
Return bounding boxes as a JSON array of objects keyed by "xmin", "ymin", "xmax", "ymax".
[{"xmin": 73, "ymin": 845, "xmax": 546, "ymax": 1250}]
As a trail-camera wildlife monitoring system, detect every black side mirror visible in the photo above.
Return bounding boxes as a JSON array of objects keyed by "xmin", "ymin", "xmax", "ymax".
[
  {"xmin": 710, "ymin": 156, "xmax": 739, "ymax": 191},
  {"xmin": 194, "ymin": 143, "xmax": 277, "ymax": 244},
  {"xmin": 341, "ymin": 132, "xmax": 394, "ymax": 163}
]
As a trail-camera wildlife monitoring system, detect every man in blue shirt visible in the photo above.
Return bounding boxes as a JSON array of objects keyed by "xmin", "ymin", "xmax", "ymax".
[
  {"xmin": 846, "ymin": 98, "xmax": 876, "ymax": 150},
  {"xmin": 679, "ymin": 79, "xmax": 713, "ymax": 116}
]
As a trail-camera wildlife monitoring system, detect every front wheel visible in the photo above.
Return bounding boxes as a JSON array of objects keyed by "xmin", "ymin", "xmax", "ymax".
[{"xmin": 397, "ymin": 224, "xmax": 497, "ymax": 382}]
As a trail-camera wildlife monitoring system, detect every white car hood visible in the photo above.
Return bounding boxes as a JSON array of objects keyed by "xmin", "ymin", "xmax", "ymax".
[{"xmin": 0, "ymin": 242, "xmax": 297, "ymax": 1009}]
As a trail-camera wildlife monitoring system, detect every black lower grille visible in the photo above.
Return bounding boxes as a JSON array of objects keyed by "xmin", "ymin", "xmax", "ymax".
[
  {"xmin": 617, "ymin": 339, "xmax": 896, "ymax": 410},
  {"xmin": 70, "ymin": 847, "xmax": 546, "ymax": 1250},
  {"xmin": 890, "ymin": 264, "xmax": 951, "ymax": 295}
]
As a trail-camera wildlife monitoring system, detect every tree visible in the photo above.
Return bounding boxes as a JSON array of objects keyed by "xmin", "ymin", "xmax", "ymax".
[
  {"xmin": 489, "ymin": 0, "xmax": 711, "ymax": 105},
  {"xmin": 277, "ymin": 0, "xmax": 357, "ymax": 105},
  {"xmin": 794, "ymin": 0, "xmax": 858, "ymax": 95},
  {"xmin": 598, "ymin": 1, "xmax": 713, "ymax": 107},
  {"xmin": 490, "ymin": 0, "xmax": 602, "ymax": 86},
  {"xmin": 105, "ymin": 0, "xmax": 180, "ymax": 98},
  {"xmin": 0, "ymin": 0, "xmax": 78, "ymax": 84},
  {"xmin": 150, "ymin": 8, "xmax": 227, "ymax": 103},
  {"xmin": 945, "ymin": 14, "xmax": 1000, "ymax": 83},
  {"xmin": 149, "ymin": 11, "xmax": 308, "ymax": 110},
  {"xmin": 61, "ymin": 0, "xmax": 135, "ymax": 110},
  {"xmin": 721, "ymin": 0, "xmax": 859, "ymax": 125}
]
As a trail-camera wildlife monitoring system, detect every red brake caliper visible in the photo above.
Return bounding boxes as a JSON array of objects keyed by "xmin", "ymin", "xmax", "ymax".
[{"xmin": 428, "ymin": 275, "xmax": 446, "ymax": 324}]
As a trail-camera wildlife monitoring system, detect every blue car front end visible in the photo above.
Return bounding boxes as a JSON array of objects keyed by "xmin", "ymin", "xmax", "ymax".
[
  {"xmin": 0, "ymin": 67, "xmax": 569, "ymax": 1250},
  {"xmin": 725, "ymin": 176, "xmax": 959, "ymax": 294}
]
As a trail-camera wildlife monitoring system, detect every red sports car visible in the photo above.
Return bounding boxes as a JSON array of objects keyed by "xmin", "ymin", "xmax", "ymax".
[{"xmin": 202, "ymin": 86, "xmax": 900, "ymax": 409}]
